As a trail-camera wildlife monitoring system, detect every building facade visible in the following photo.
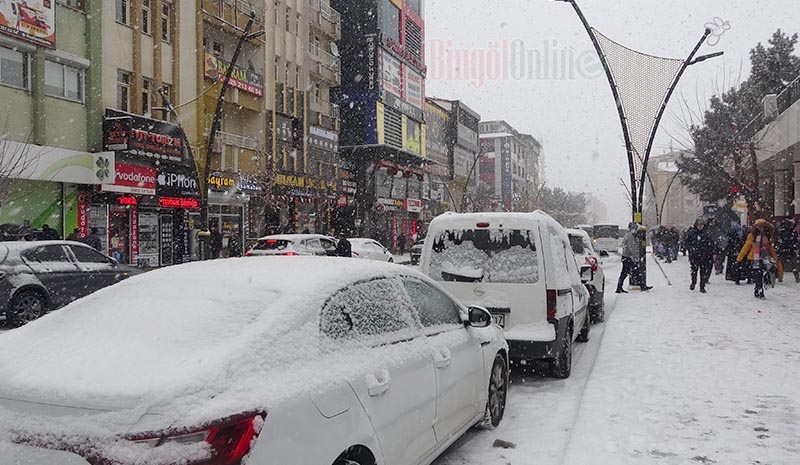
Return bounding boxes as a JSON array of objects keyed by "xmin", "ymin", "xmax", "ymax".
[
  {"xmin": 334, "ymin": 0, "xmax": 428, "ymax": 250},
  {"xmin": 477, "ymin": 120, "xmax": 541, "ymax": 212}
]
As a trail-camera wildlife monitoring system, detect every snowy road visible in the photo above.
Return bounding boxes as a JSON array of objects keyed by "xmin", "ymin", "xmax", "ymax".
[{"xmin": 435, "ymin": 254, "xmax": 800, "ymax": 465}]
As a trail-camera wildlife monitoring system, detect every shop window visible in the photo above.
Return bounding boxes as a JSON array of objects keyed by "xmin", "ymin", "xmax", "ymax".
[
  {"xmin": 379, "ymin": 0, "xmax": 400, "ymax": 43},
  {"xmin": 161, "ymin": 2, "xmax": 172, "ymax": 42},
  {"xmin": 45, "ymin": 61, "xmax": 84, "ymax": 102},
  {"xmin": 142, "ymin": 0, "xmax": 151, "ymax": 34},
  {"xmin": 116, "ymin": 0, "xmax": 128, "ymax": 24},
  {"xmin": 116, "ymin": 70, "xmax": 131, "ymax": 111},
  {"xmin": 0, "ymin": 46, "xmax": 28, "ymax": 90}
]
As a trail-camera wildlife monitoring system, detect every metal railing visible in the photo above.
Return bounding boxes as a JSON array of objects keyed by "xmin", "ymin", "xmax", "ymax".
[
  {"xmin": 309, "ymin": 0, "xmax": 341, "ymax": 35},
  {"xmin": 309, "ymin": 94, "xmax": 340, "ymax": 119},
  {"xmin": 309, "ymin": 43, "xmax": 340, "ymax": 72}
]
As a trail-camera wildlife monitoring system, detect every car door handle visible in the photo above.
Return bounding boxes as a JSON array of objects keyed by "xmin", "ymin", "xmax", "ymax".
[
  {"xmin": 434, "ymin": 347, "xmax": 452, "ymax": 369},
  {"xmin": 366, "ymin": 371, "xmax": 391, "ymax": 397}
]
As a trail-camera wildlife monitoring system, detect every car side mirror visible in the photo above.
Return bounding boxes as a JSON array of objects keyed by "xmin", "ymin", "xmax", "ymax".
[{"xmin": 467, "ymin": 306, "xmax": 492, "ymax": 328}]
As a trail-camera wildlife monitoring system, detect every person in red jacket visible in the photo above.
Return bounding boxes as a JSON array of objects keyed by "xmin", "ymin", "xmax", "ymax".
[{"xmin": 737, "ymin": 219, "xmax": 778, "ymax": 299}]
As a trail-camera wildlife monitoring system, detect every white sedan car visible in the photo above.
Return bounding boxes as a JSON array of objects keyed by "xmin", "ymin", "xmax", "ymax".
[
  {"xmin": 349, "ymin": 238, "xmax": 394, "ymax": 262},
  {"xmin": 0, "ymin": 257, "xmax": 508, "ymax": 465}
]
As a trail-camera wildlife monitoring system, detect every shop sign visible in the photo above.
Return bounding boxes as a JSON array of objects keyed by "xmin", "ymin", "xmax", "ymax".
[
  {"xmin": 275, "ymin": 173, "xmax": 306, "ymax": 188},
  {"xmin": 77, "ymin": 191, "xmax": 89, "ymax": 237},
  {"xmin": 157, "ymin": 164, "xmax": 200, "ymax": 198},
  {"xmin": 101, "ymin": 163, "xmax": 157, "ymax": 196},
  {"xmin": 1, "ymin": 140, "xmax": 115, "ymax": 185},
  {"xmin": 239, "ymin": 175, "xmax": 264, "ymax": 193},
  {"xmin": 337, "ymin": 195, "xmax": 348, "ymax": 207},
  {"xmin": 0, "ymin": 0, "xmax": 55, "ymax": 48},
  {"xmin": 204, "ymin": 53, "xmax": 264, "ymax": 96},
  {"xmin": 380, "ymin": 49, "xmax": 402, "ymax": 97},
  {"xmin": 365, "ymin": 34, "xmax": 378, "ymax": 91},
  {"xmin": 208, "ymin": 171, "xmax": 238, "ymax": 191},
  {"xmin": 103, "ymin": 109, "xmax": 188, "ymax": 164},
  {"xmin": 382, "ymin": 90, "xmax": 424, "ymax": 121},
  {"xmin": 341, "ymin": 179, "xmax": 357, "ymax": 195},
  {"xmin": 382, "ymin": 37, "xmax": 426, "ymax": 74},
  {"xmin": 376, "ymin": 197, "xmax": 403, "ymax": 212},
  {"xmin": 404, "ymin": 68, "xmax": 423, "ymax": 110},
  {"xmin": 118, "ymin": 196, "xmax": 138, "ymax": 206},
  {"xmin": 405, "ymin": 198, "xmax": 423, "ymax": 213},
  {"xmin": 129, "ymin": 205, "xmax": 139, "ymax": 265},
  {"xmin": 308, "ymin": 125, "xmax": 339, "ymax": 153},
  {"xmin": 158, "ymin": 196, "xmax": 200, "ymax": 210}
]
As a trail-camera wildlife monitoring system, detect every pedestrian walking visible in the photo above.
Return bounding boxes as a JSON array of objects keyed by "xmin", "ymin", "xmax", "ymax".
[
  {"xmin": 685, "ymin": 217, "xmax": 714, "ymax": 293},
  {"xmin": 616, "ymin": 222, "xmax": 641, "ymax": 294},
  {"xmin": 228, "ymin": 232, "xmax": 243, "ymax": 258},
  {"xmin": 724, "ymin": 222, "xmax": 746, "ymax": 283},
  {"xmin": 775, "ymin": 220, "xmax": 798, "ymax": 283},
  {"xmin": 737, "ymin": 219, "xmax": 777, "ymax": 299},
  {"xmin": 335, "ymin": 231, "xmax": 352, "ymax": 257},
  {"xmin": 397, "ymin": 233, "xmax": 406, "ymax": 256},
  {"xmin": 209, "ymin": 227, "xmax": 223, "ymax": 259}
]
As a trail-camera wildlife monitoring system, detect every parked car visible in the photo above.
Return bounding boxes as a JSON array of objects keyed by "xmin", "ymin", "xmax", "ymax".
[
  {"xmin": 419, "ymin": 211, "xmax": 590, "ymax": 378},
  {"xmin": 0, "ymin": 240, "xmax": 140, "ymax": 327},
  {"xmin": 349, "ymin": 238, "xmax": 394, "ymax": 262},
  {"xmin": 410, "ymin": 242, "xmax": 424, "ymax": 265},
  {"xmin": 566, "ymin": 228, "xmax": 606, "ymax": 323},
  {"xmin": 0, "ymin": 257, "xmax": 509, "ymax": 465},
  {"xmin": 245, "ymin": 234, "xmax": 337, "ymax": 257}
]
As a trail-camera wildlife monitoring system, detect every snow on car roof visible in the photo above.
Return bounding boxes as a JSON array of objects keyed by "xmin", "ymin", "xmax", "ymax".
[
  {"xmin": 430, "ymin": 210, "xmax": 561, "ymax": 230},
  {"xmin": 0, "ymin": 240, "xmax": 90, "ymax": 252},
  {"xmin": 565, "ymin": 228, "xmax": 591, "ymax": 238},
  {"xmin": 0, "ymin": 257, "xmax": 432, "ymax": 436},
  {"xmin": 255, "ymin": 234, "xmax": 333, "ymax": 241}
]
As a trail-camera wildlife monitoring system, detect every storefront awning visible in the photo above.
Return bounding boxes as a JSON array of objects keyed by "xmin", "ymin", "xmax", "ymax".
[
  {"xmin": 339, "ymin": 144, "xmax": 433, "ymax": 168},
  {"xmin": 1, "ymin": 140, "xmax": 115, "ymax": 185}
]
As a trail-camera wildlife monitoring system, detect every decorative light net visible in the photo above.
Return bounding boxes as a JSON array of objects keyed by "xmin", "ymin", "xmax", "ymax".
[{"xmin": 592, "ymin": 28, "xmax": 684, "ymax": 190}]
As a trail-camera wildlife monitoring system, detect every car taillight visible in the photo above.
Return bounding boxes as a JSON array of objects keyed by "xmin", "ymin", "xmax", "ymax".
[
  {"xmin": 244, "ymin": 251, "xmax": 252, "ymax": 257},
  {"xmin": 130, "ymin": 413, "xmax": 266, "ymax": 465},
  {"xmin": 280, "ymin": 251, "xmax": 298, "ymax": 256},
  {"xmin": 546, "ymin": 289, "xmax": 557, "ymax": 322},
  {"xmin": 585, "ymin": 256, "xmax": 598, "ymax": 273}
]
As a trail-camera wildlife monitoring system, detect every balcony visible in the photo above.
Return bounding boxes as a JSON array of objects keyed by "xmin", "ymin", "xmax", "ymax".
[
  {"xmin": 202, "ymin": 0, "xmax": 266, "ymax": 35},
  {"xmin": 309, "ymin": 43, "xmax": 341, "ymax": 85},
  {"xmin": 309, "ymin": 0, "xmax": 341, "ymax": 40}
]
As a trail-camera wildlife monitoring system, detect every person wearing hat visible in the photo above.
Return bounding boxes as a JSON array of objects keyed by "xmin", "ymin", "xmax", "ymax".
[
  {"xmin": 685, "ymin": 217, "xmax": 714, "ymax": 293},
  {"xmin": 737, "ymin": 219, "xmax": 778, "ymax": 299},
  {"xmin": 616, "ymin": 222, "xmax": 641, "ymax": 293}
]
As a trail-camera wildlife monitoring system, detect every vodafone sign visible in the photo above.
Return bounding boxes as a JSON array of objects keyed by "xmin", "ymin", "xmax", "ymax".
[{"xmin": 101, "ymin": 163, "xmax": 157, "ymax": 195}]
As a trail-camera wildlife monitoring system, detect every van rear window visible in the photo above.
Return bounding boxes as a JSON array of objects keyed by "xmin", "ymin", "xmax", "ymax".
[{"xmin": 427, "ymin": 229, "xmax": 539, "ymax": 284}]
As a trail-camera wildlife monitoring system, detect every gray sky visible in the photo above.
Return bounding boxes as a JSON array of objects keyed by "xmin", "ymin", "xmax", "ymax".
[{"xmin": 425, "ymin": 0, "xmax": 799, "ymax": 224}]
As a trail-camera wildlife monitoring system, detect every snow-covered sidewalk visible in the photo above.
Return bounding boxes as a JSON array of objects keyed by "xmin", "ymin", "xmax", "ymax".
[{"xmin": 434, "ymin": 254, "xmax": 800, "ymax": 465}]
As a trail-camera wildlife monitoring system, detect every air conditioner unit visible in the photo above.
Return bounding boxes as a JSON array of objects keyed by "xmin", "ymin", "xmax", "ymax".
[{"xmin": 763, "ymin": 94, "xmax": 778, "ymax": 120}]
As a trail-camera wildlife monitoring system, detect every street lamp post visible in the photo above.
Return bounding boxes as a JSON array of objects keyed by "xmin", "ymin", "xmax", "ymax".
[{"xmin": 199, "ymin": 12, "xmax": 265, "ymax": 259}]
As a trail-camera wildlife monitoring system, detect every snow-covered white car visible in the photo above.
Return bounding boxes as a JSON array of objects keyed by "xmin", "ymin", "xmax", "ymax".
[
  {"xmin": 0, "ymin": 257, "xmax": 508, "ymax": 465},
  {"xmin": 349, "ymin": 238, "xmax": 394, "ymax": 262},
  {"xmin": 420, "ymin": 211, "xmax": 591, "ymax": 378},
  {"xmin": 245, "ymin": 234, "xmax": 337, "ymax": 257},
  {"xmin": 566, "ymin": 228, "xmax": 606, "ymax": 323}
]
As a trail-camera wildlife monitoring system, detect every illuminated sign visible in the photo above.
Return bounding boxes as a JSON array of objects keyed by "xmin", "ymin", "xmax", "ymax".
[
  {"xmin": 204, "ymin": 53, "xmax": 264, "ymax": 96},
  {"xmin": 118, "ymin": 196, "xmax": 138, "ymax": 206},
  {"xmin": 158, "ymin": 197, "xmax": 200, "ymax": 210},
  {"xmin": 208, "ymin": 171, "xmax": 238, "ymax": 191}
]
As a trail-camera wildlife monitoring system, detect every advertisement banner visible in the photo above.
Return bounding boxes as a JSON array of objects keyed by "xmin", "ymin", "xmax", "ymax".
[
  {"xmin": 0, "ymin": 0, "xmax": 55, "ymax": 48},
  {"xmin": 405, "ymin": 199, "xmax": 423, "ymax": 213},
  {"xmin": 382, "ymin": 90, "xmax": 424, "ymax": 121},
  {"xmin": 376, "ymin": 101, "xmax": 385, "ymax": 145},
  {"xmin": 204, "ymin": 53, "xmax": 264, "ymax": 96},
  {"xmin": 101, "ymin": 163, "xmax": 157, "ymax": 196},
  {"xmin": 104, "ymin": 109, "xmax": 189, "ymax": 164},
  {"xmin": 77, "ymin": 191, "xmax": 89, "ymax": 238},
  {"xmin": 1, "ymin": 140, "xmax": 115, "ymax": 185},
  {"xmin": 501, "ymin": 142, "xmax": 512, "ymax": 210},
  {"xmin": 404, "ymin": 67, "xmax": 424, "ymax": 109},
  {"xmin": 157, "ymin": 164, "xmax": 200, "ymax": 198},
  {"xmin": 381, "ymin": 49, "xmax": 402, "ymax": 97},
  {"xmin": 425, "ymin": 101, "xmax": 448, "ymax": 165}
]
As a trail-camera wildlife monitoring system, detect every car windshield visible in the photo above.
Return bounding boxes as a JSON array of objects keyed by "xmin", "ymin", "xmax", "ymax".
[
  {"xmin": 254, "ymin": 239, "xmax": 291, "ymax": 250},
  {"xmin": 427, "ymin": 229, "xmax": 539, "ymax": 283},
  {"xmin": 593, "ymin": 225, "xmax": 620, "ymax": 238}
]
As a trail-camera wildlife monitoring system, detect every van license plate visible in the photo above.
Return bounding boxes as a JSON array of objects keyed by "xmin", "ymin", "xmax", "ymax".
[{"xmin": 492, "ymin": 314, "xmax": 505, "ymax": 327}]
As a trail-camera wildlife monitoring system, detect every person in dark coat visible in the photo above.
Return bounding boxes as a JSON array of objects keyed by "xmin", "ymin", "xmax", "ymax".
[
  {"xmin": 397, "ymin": 234, "xmax": 406, "ymax": 256},
  {"xmin": 616, "ymin": 222, "xmax": 641, "ymax": 294},
  {"xmin": 40, "ymin": 224, "xmax": 60, "ymax": 241},
  {"xmin": 724, "ymin": 222, "xmax": 746, "ymax": 283},
  {"xmin": 685, "ymin": 217, "xmax": 715, "ymax": 293},
  {"xmin": 210, "ymin": 228, "xmax": 223, "ymax": 259},
  {"xmin": 228, "ymin": 232, "xmax": 242, "ymax": 258},
  {"xmin": 66, "ymin": 228, "xmax": 81, "ymax": 241},
  {"xmin": 775, "ymin": 220, "xmax": 799, "ymax": 283},
  {"xmin": 335, "ymin": 232, "xmax": 352, "ymax": 257},
  {"xmin": 83, "ymin": 227, "xmax": 103, "ymax": 251}
]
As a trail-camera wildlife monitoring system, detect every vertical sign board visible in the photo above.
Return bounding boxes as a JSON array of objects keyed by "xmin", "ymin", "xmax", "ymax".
[
  {"xmin": 129, "ymin": 205, "xmax": 139, "ymax": 265},
  {"xmin": 501, "ymin": 140, "xmax": 512, "ymax": 210},
  {"xmin": 0, "ymin": 0, "xmax": 56, "ymax": 48},
  {"xmin": 160, "ymin": 215, "xmax": 174, "ymax": 266}
]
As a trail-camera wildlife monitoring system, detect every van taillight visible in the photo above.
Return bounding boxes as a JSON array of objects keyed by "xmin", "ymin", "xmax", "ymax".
[
  {"xmin": 476, "ymin": 222, "xmax": 490, "ymax": 228},
  {"xmin": 585, "ymin": 256, "xmax": 598, "ymax": 273},
  {"xmin": 546, "ymin": 289, "xmax": 557, "ymax": 322}
]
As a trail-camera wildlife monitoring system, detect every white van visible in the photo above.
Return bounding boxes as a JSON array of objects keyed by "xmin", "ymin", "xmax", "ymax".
[{"xmin": 419, "ymin": 211, "xmax": 590, "ymax": 378}]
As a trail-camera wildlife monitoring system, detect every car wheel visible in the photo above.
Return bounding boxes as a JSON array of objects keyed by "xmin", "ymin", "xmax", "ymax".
[
  {"xmin": 577, "ymin": 313, "xmax": 590, "ymax": 342},
  {"xmin": 8, "ymin": 289, "xmax": 46, "ymax": 327},
  {"xmin": 550, "ymin": 327, "xmax": 572, "ymax": 379},
  {"xmin": 484, "ymin": 353, "xmax": 508, "ymax": 427},
  {"xmin": 332, "ymin": 445, "xmax": 376, "ymax": 465}
]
